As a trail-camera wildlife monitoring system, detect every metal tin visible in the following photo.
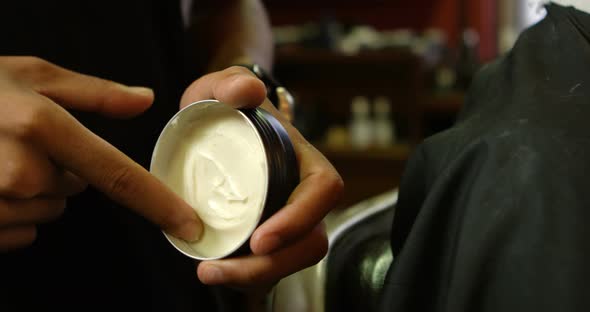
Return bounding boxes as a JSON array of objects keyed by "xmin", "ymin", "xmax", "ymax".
[{"xmin": 150, "ymin": 100, "xmax": 299, "ymax": 260}]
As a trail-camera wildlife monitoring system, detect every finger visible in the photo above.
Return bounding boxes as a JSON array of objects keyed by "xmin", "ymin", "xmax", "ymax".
[
  {"xmin": 39, "ymin": 170, "xmax": 88, "ymax": 197},
  {"xmin": 197, "ymin": 223, "xmax": 328, "ymax": 287},
  {"xmin": 0, "ymin": 198, "xmax": 66, "ymax": 227},
  {"xmin": 2, "ymin": 56, "xmax": 154, "ymax": 118},
  {"xmin": 250, "ymin": 141, "xmax": 343, "ymax": 255},
  {"xmin": 28, "ymin": 97, "xmax": 202, "ymax": 242},
  {"xmin": 0, "ymin": 226, "xmax": 37, "ymax": 251},
  {"xmin": 180, "ymin": 66, "xmax": 266, "ymax": 109},
  {"xmin": 0, "ymin": 137, "xmax": 87, "ymax": 198}
]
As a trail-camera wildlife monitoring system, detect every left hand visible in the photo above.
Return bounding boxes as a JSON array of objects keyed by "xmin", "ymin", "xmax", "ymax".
[{"xmin": 180, "ymin": 66, "xmax": 344, "ymax": 292}]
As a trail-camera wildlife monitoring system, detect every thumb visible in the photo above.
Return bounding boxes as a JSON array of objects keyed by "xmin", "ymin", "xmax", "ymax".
[
  {"xmin": 28, "ymin": 59, "xmax": 154, "ymax": 118},
  {"xmin": 180, "ymin": 66, "xmax": 266, "ymax": 110}
]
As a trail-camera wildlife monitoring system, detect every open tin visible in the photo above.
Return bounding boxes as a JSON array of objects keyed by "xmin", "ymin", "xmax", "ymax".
[{"xmin": 150, "ymin": 100, "xmax": 299, "ymax": 260}]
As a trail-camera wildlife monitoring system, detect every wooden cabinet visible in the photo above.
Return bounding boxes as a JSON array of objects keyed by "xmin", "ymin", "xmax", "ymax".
[
  {"xmin": 275, "ymin": 49, "xmax": 418, "ymax": 208},
  {"xmin": 274, "ymin": 47, "xmax": 466, "ymax": 208},
  {"xmin": 275, "ymin": 48, "xmax": 425, "ymax": 142},
  {"xmin": 263, "ymin": 0, "xmax": 488, "ymax": 209}
]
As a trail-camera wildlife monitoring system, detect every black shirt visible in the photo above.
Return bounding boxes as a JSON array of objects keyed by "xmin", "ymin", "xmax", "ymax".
[
  {"xmin": 380, "ymin": 3, "xmax": 590, "ymax": 311},
  {"xmin": 0, "ymin": 1, "xmax": 217, "ymax": 310}
]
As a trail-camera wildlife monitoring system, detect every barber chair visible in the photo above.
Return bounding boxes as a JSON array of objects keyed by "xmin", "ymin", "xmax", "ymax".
[{"xmin": 271, "ymin": 189, "xmax": 397, "ymax": 312}]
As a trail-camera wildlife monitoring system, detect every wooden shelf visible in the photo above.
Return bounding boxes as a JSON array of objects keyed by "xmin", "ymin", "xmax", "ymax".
[
  {"xmin": 276, "ymin": 47, "xmax": 418, "ymax": 66},
  {"xmin": 272, "ymin": 48, "xmax": 448, "ymax": 207},
  {"xmin": 316, "ymin": 143, "xmax": 412, "ymax": 161},
  {"xmin": 275, "ymin": 47, "xmax": 424, "ymax": 143},
  {"xmin": 274, "ymin": 48, "xmax": 421, "ymax": 92},
  {"xmin": 264, "ymin": 0, "xmax": 491, "ymax": 208}
]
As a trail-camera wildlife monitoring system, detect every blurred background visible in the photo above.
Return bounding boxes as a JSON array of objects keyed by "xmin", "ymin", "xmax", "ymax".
[{"xmin": 262, "ymin": 0, "xmax": 547, "ymax": 208}]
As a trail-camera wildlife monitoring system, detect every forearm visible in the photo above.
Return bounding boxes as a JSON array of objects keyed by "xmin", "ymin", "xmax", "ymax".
[{"xmin": 189, "ymin": 0, "xmax": 273, "ymax": 72}]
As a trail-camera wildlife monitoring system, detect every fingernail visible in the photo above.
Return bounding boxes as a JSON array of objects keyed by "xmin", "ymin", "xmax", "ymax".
[
  {"xmin": 203, "ymin": 265, "xmax": 224, "ymax": 284},
  {"xmin": 169, "ymin": 213, "xmax": 203, "ymax": 242},
  {"xmin": 127, "ymin": 86, "xmax": 154, "ymax": 97},
  {"xmin": 254, "ymin": 234, "xmax": 282, "ymax": 255},
  {"xmin": 180, "ymin": 217, "xmax": 203, "ymax": 242}
]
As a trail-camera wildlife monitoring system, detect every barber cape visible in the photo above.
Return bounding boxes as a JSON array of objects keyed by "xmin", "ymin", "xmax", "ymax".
[{"xmin": 381, "ymin": 4, "xmax": 590, "ymax": 311}]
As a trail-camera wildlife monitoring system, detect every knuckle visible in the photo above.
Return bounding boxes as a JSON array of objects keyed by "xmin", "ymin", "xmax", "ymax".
[
  {"xmin": 10, "ymin": 99, "xmax": 51, "ymax": 140},
  {"xmin": 332, "ymin": 174, "xmax": 345, "ymax": 195},
  {"xmin": 227, "ymin": 65, "xmax": 250, "ymax": 75},
  {"xmin": 241, "ymin": 267, "xmax": 262, "ymax": 286},
  {"xmin": 27, "ymin": 56, "xmax": 57, "ymax": 81},
  {"xmin": 299, "ymin": 230, "xmax": 328, "ymax": 269},
  {"xmin": 312, "ymin": 234, "xmax": 329, "ymax": 263},
  {"xmin": 222, "ymin": 264, "xmax": 261, "ymax": 286},
  {"xmin": 0, "ymin": 161, "xmax": 38, "ymax": 198},
  {"xmin": 8, "ymin": 56, "xmax": 54, "ymax": 81},
  {"xmin": 26, "ymin": 56, "xmax": 50, "ymax": 70},
  {"xmin": 93, "ymin": 81, "xmax": 119, "ymax": 111},
  {"xmin": 319, "ymin": 169, "xmax": 345, "ymax": 197},
  {"xmin": 103, "ymin": 166, "xmax": 137, "ymax": 199}
]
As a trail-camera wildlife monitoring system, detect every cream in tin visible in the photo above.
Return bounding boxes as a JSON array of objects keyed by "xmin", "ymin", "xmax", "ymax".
[{"xmin": 151, "ymin": 100, "xmax": 298, "ymax": 260}]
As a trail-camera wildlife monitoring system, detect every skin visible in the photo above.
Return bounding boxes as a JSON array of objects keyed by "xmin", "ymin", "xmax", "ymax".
[
  {"xmin": 188, "ymin": 2, "xmax": 343, "ymax": 310},
  {"xmin": 180, "ymin": 66, "xmax": 343, "ymax": 291},
  {"xmin": 187, "ymin": 1, "xmax": 343, "ymax": 296},
  {"xmin": 189, "ymin": 0, "xmax": 274, "ymax": 72},
  {"xmin": 1, "ymin": 1, "xmax": 343, "ymax": 310},
  {"xmin": 0, "ymin": 56, "xmax": 203, "ymax": 248},
  {"xmin": 0, "ymin": 59, "xmax": 343, "ymax": 309}
]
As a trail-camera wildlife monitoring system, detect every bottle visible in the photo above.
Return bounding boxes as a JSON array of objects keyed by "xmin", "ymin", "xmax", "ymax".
[
  {"xmin": 349, "ymin": 96, "xmax": 373, "ymax": 149},
  {"xmin": 373, "ymin": 96, "xmax": 396, "ymax": 147}
]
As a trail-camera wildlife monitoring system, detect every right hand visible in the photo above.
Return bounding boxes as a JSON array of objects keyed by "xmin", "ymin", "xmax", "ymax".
[{"xmin": 0, "ymin": 56, "xmax": 202, "ymax": 251}]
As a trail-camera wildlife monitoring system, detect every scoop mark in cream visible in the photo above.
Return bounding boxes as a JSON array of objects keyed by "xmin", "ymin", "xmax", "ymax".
[
  {"xmin": 199, "ymin": 151, "xmax": 246, "ymax": 202},
  {"xmin": 198, "ymin": 151, "xmax": 248, "ymax": 219}
]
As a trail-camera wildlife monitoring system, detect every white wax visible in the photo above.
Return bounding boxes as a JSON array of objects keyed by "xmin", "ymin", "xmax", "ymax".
[{"xmin": 160, "ymin": 104, "xmax": 268, "ymax": 259}]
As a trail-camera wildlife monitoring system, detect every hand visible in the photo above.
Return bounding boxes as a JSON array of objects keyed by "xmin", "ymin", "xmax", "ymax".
[
  {"xmin": 0, "ymin": 56, "xmax": 202, "ymax": 251},
  {"xmin": 180, "ymin": 66, "xmax": 344, "ymax": 292}
]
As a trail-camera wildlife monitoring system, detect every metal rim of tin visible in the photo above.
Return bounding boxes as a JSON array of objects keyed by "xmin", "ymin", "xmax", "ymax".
[
  {"xmin": 150, "ymin": 99, "xmax": 299, "ymax": 260},
  {"xmin": 240, "ymin": 107, "xmax": 299, "ymax": 225}
]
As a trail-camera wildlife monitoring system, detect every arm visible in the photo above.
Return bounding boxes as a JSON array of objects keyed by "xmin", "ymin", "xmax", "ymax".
[{"xmin": 189, "ymin": 0, "xmax": 273, "ymax": 72}]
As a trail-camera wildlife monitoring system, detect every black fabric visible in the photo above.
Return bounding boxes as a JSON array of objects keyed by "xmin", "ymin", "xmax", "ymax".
[
  {"xmin": 380, "ymin": 4, "xmax": 590, "ymax": 312},
  {"xmin": 0, "ymin": 1, "xmax": 216, "ymax": 311}
]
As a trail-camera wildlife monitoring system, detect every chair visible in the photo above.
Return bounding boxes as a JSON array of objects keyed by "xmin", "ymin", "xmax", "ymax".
[{"xmin": 271, "ymin": 189, "xmax": 397, "ymax": 312}]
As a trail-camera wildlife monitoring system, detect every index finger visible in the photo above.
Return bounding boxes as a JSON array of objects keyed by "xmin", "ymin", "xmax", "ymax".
[{"xmin": 33, "ymin": 96, "xmax": 202, "ymax": 241}]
